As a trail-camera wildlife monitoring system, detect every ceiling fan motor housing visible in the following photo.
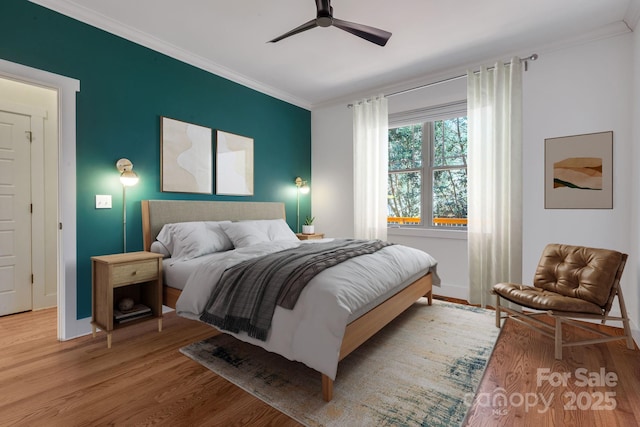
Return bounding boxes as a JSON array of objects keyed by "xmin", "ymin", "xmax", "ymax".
[
  {"xmin": 317, "ymin": 15, "xmax": 333, "ymax": 27},
  {"xmin": 316, "ymin": 0, "xmax": 333, "ymax": 27}
]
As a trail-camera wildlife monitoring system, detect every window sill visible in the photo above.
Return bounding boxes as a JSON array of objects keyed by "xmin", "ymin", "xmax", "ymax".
[{"xmin": 387, "ymin": 226, "xmax": 467, "ymax": 240}]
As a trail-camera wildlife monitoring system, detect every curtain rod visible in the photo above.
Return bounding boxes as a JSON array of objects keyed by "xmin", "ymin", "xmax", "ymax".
[{"xmin": 348, "ymin": 53, "xmax": 538, "ymax": 108}]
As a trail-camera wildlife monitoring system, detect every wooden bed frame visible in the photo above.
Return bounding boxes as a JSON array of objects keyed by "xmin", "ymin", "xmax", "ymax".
[{"xmin": 141, "ymin": 199, "xmax": 433, "ymax": 401}]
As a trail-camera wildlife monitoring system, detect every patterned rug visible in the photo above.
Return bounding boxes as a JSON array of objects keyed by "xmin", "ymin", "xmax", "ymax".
[{"xmin": 180, "ymin": 299, "xmax": 501, "ymax": 426}]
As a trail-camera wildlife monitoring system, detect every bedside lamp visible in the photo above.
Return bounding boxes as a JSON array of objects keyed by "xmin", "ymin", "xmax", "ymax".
[
  {"xmin": 295, "ymin": 177, "xmax": 310, "ymax": 233},
  {"xmin": 116, "ymin": 158, "xmax": 139, "ymax": 252}
]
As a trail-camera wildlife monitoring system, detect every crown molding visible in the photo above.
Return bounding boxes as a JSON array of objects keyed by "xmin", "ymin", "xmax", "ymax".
[{"xmin": 28, "ymin": 0, "xmax": 312, "ymax": 110}]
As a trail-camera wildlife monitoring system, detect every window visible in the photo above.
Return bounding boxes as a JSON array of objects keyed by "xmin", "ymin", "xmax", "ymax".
[{"xmin": 387, "ymin": 102, "xmax": 467, "ymax": 228}]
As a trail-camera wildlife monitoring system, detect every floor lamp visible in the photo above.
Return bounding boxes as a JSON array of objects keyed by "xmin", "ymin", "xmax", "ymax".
[
  {"xmin": 116, "ymin": 158, "xmax": 139, "ymax": 252},
  {"xmin": 295, "ymin": 176, "xmax": 309, "ymax": 233}
]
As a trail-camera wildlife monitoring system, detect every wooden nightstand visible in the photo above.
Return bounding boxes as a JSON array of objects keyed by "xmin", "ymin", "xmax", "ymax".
[
  {"xmin": 91, "ymin": 251, "xmax": 164, "ymax": 348},
  {"xmin": 296, "ymin": 232, "xmax": 325, "ymax": 240}
]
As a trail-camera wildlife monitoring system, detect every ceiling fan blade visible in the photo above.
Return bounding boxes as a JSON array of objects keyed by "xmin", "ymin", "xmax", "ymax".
[
  {"xmin": 332, "ymin": 18, "xmax": 392, "ymax": 46},
  {"xmin": 269, "ymin": 19, "xmax": 318, "ymax": 43}
]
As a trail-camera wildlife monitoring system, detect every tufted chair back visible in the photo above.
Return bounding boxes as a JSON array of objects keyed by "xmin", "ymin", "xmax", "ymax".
[{"xmin": 533, "ymin": 243, "xmax": 627, "ymax": 312}]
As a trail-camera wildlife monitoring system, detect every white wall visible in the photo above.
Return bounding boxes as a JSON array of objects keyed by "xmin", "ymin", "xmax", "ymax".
[
  {"xmin": 311, "ymin": 103, "xmax": 354, "ymax": 239},
  {"xmin": 522, "ymin": 33, "xmax": 634, "ymax": 329},
  {"xmin": 312, "ymin": 30, "xmax": 639, "ymax": 337},
  {"xmin": 522, "ymin": 34, "xmax": 632, "ymax": 271}
]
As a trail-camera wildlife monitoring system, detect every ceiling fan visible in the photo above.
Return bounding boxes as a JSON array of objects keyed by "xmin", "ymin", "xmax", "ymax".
[{"xmin": 268, "ymin": 0, "xmax": 392, "ymax": 47}]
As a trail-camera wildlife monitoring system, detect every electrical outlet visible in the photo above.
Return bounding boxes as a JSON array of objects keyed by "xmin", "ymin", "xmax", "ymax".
[{"xmin": 96, "ymin": 194, "xmax": 112, "ymax": 209}]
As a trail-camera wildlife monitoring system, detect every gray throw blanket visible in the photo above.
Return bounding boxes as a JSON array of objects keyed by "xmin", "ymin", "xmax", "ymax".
[{"xmin": 199, "ymin": 239, "xmax": 392, "ymax": 340}]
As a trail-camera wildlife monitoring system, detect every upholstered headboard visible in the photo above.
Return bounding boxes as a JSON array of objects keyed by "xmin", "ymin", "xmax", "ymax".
[{"xmin": 141, "ymin": 200, "xmax": 286, "ymax": 251}]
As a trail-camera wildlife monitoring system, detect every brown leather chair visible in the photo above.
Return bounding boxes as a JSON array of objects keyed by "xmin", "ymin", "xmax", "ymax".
[{"xmin": 493, "ymin": 243, "xmax": 635, "ymax": 359}]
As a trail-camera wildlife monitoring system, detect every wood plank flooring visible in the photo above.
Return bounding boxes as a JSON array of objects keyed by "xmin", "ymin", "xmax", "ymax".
[
  {"xmin": 1, "ymin": 303, "xmax": 638, "ymax": 426},
  {"xmin": 465, "ymin": 316, "xmax": 640, "ymax": 427}
]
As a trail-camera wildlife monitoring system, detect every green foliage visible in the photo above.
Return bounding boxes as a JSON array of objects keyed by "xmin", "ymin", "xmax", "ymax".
[
  {"xmin": 388, "ymin": 117, "xmax": 468, "ymax": 225},
  {"xmin": 433, "ymin": 169, "xmax": 467, "ymax": 219},
  {"xmin": 433, "ymin": 117, "xmax": 468, "ymax": 167},
  {"xmin": 388, "ymin": 124, "xmax": 422, "ymax": 219},
  {"xmin": 304, "ymin": 216, "xmax": 315, "ymax": 225},
  {"xmin": 388, "ymin": 125, "xmax": 422, "ymax": 170},
  {"xmin": 388, "ymin": 172, "xmax": 421, "ymax": 218}
]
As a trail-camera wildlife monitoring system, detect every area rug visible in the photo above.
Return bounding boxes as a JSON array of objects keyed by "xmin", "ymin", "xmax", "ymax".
[{"xmin": 180, "ymin": 299, "xmax": 501, "ymax": 427}]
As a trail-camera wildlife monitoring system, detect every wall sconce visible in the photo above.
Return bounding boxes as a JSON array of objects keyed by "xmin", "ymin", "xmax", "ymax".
[
  {"xmin": 116, "ymin": 158, "xmax": 139, "ymax": 252},
  {"xmin": 295, "ymin": 177, "xmax": 310, "ymax": 233}
]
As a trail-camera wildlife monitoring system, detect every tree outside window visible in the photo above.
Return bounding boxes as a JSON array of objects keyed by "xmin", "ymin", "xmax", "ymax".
[{"xmin": 388, "ymin": 115, "xmax": 467, "ymax": 227}]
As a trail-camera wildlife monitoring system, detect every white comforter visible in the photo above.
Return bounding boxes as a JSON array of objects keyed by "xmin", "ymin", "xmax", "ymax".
[{"xmin": 176, "ymin": 239, "xmax": 438, "ymax": 379}]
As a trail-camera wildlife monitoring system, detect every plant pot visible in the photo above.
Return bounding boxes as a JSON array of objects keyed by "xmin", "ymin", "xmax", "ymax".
[{"xmin": 302, "ymin": 225, "xmax": 315, "ymax": 234}]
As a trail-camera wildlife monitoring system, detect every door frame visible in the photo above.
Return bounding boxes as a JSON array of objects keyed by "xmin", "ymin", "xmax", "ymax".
[{"xmin": 0, "ymin": 58, "xmax": 81, "ymax": 340}]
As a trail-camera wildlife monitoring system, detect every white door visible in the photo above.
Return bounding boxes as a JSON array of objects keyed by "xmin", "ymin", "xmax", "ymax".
[{"xmin": 0, "ymin": 111, "xmax": 32, "ymax": 316}]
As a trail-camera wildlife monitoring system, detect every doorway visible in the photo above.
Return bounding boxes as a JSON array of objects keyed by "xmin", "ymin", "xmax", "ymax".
[
  {"xmin": 0, "ymin": 78, "xmax": 58, "ymax": 315},
  {"xmin": 0, "ymin": 59, "xmax": 80, "ymax": 340}
]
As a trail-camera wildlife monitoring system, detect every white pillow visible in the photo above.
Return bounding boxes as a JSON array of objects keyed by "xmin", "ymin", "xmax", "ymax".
[
  {"xmin": 156, "ymin": 221, "xmax": 233, "ymax": 261},
  {"xmin": 203, "ymin": 221, "xmax": 234, "ymax": 251},
  {"xmin": 221, "ymin": 219, "xmax": 297, "ymax": 248},
  {"xmin": 150, "ymin": 241, "xmax": 170, "ymax": 258}
]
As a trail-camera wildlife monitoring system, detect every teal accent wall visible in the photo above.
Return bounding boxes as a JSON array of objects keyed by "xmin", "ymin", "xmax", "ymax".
[{"xmin": 1, "ymin": 0, "xmax": 311, "ymax": 319}]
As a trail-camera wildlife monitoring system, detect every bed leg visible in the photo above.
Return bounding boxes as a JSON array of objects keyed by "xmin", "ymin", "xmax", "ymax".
[
  {"xmin": 425, "ymin": 289, "xmax": 432, "ymax": 305},
  {"xmin": 322, "ymin": 374, "xmax": 333, "ymax": 402}
]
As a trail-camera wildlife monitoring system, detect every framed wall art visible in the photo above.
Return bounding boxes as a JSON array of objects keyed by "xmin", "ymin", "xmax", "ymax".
[
  {"xmin": 544, "ymin": 131, "xmax": 613, "ymax": 209},
  {"xmin": 215, "ymin": 130, "xmax": 254, "ymax": 196},
  {"xmin": 161, "ymin": 116, "xmax": 212, "ymax": 194}
]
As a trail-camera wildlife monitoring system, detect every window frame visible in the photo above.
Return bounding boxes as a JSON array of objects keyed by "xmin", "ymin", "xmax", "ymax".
[{"xmin": 388, "ymin": 100, "xmax": 467, "ymax": 230}]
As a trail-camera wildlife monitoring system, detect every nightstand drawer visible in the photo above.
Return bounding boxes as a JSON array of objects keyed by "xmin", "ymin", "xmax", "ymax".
[{"xmin": 112, "ymin": 260, "xmax": 158, "ymax": 287}]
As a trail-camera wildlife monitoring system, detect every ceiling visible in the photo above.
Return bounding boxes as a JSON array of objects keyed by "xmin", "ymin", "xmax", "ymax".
[{"xmin": 30, "ymin": 0, "xmax": 639, "ymax": 109}]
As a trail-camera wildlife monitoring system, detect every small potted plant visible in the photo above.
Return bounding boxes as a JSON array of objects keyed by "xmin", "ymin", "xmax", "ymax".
[{"xmin": 302, "ymin": 216, "xmax": 315, "ymax": 234}]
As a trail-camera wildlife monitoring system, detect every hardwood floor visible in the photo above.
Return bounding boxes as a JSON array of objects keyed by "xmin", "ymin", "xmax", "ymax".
[
  {"xmin": 464, "ymin": 317, "xmax": 640, "ymax": 427},
  {"xmin": 0, "ymin": 309, "xmax": 298, "ymax": 426},
  {"xmin": 1, "ymin": 304, "xmax": 638, "ymax": 426}
]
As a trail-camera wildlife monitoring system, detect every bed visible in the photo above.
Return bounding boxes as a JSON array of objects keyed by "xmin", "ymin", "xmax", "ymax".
[{"xmin": 141, "ymin": 199, "xmax": 437, "ymax": 401}]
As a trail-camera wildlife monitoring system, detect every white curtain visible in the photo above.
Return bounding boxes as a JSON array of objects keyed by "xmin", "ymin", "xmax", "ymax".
[
  {"xmin": 467, "ymin": 58, "xmax": 523, "ymax": 307},
  {"xmin": 353, "ymin": 95, "xmax": 389, "ymax": 240}
]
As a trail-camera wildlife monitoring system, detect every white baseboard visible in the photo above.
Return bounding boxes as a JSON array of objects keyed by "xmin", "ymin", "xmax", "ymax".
[
  {"xmin": 60, "ymin": 317, "xmax": 93, "ymax": 341},
  {"xmin": 433, "ymin": 283, "xmax": 469, "ymax": 302}
]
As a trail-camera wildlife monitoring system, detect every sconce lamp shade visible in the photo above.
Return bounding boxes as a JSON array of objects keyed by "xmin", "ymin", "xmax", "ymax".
[
  {"xmin": 295, "ymin": 176, "xmax": 310, "ymax": 194},
  {"xmin": 116, "ymin": 158, "xmax": 139, "ymax": 186},
  {"xmin": 119, "ymin": 170, "xmax": 139, "ymax": 186}
]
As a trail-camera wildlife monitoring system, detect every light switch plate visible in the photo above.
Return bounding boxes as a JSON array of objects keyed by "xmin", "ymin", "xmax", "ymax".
[{"xmin": 96, "ymin": 194, "xmax": 112, "ymax": 209}]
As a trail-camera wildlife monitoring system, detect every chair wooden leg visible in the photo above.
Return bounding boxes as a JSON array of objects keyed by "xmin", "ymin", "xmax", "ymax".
[
  {"xmin": 555, "ymin": 317, "xmax": 563, "ymax": 360},
  {"xmin": 495, "ymin": 294, "xmax": 502, "ymax": 328},
  {"xmin": 616, "ymin": 286, "xmax": 635, "ymax": 349}
]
